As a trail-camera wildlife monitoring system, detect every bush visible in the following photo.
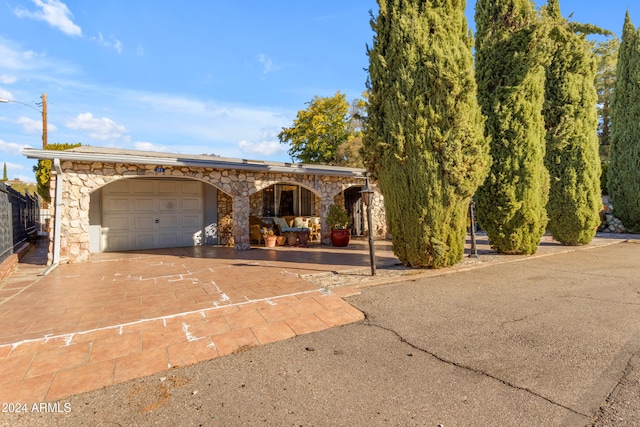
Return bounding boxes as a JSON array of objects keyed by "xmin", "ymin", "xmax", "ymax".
[{"xmin": 326, "ymin": 204, "xmax": 350, "ymax": 230}]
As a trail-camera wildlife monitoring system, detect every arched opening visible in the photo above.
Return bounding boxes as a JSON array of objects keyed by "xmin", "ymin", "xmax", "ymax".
[
  {"xmin": 248, "ymin": 182, "xmax": 322, "ymax": 245},
  {"xmin": 88, "ymin": 177, "xmax": 228, "ymax": 252},
  {"xmin": 343, "ymin": 186, "xmax": 365, "ymax": 236}
]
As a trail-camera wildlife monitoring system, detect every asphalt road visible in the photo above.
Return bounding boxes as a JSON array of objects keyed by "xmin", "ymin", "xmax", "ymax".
[{"xmin": 2, "ymin": 241, "xmax": 639, "ymax": 427}]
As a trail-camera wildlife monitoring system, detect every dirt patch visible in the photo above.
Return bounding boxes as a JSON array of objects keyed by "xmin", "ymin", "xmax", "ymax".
[{"xmin": 127, "ymin": 375, "xmax": 191, "ymax": 413}]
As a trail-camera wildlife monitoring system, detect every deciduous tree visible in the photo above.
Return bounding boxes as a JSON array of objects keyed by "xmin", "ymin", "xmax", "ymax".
[{"xmin": 278, "ymin": 92, "xmax": 351, "ymax": 165}]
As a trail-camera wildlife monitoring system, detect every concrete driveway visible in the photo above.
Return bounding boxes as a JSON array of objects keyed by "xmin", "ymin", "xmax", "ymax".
[
  {"xmin": 2, "ymin": 235, "xmax": 638, "ymax": 426},
  {"xmin": 0, "ymin": 238, "xmax": 398, "ymax": 404}
]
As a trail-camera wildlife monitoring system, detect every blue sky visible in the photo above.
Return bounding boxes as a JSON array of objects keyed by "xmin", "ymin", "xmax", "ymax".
[{"xmin": 0, "ymin": 0, "xmax": 637, "ymax": 182}]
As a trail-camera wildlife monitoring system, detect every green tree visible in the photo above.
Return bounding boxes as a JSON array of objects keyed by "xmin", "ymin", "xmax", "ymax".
[
  {"xmin": 33, "ymin": 142, "xmax": 81, "ymax": 202},
  {"xmin": 543, "ymin": 0, "xmax": 602, "ymax": 245},
  {"xmin": 593, "ymin": 37, "xmax": 619, "ymax": 157},
  {"xmin": 336, "ymin": 97, "xmax": 367, "ymax": 168},
  {"xmin": 279, "ymin": 92, "xmax": 359, "ymax": 165},
  {"xmin": 608, "ymin": 12, "xmax": 640, "ymax": 231},
  {"xmin": 364, "ymin": 0, "xmax": 490, "ymax": 268},
  {"xmin": 2, "ymin": 163, "xmax": 7, "ymax": 182},
  {"xmin": 475, "ymin": 0, "xmax": 550, "ymax": 255}
]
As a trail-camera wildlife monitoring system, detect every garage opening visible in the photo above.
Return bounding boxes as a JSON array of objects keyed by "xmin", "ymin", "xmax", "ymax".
[{"xmin": 88, "ymin": 178, "xmax": 220, "ymax": 252}]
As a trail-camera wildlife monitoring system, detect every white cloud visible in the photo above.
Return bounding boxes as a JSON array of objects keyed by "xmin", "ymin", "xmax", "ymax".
[
  {"xmin": 14, "ymin": 0, "xmax": 82, "ymax": 37},
  {"xmin": 136, "ymin": 44, "xmax": 144, "ymax": 56},
  {"xmin": 0, "ymin": 139, "xmax": 31, "ymax": 155},
  {"xmin": 16, "ymin": 116, "xmax": 58, "ymax": 134},
  {"xmin": 66, "ymin": 113, "xmax": 127, "ymax": 141},
  {"xmin": 12, "ymin": 174, "xmax": 36, "ymax": 183},
  {"xmin": 0, "ymin": 75, "xmax": 17, "ymax": 84},
  {"xmin": 91, "ymin": 32, "xmax": 123, "ymax": 54},
  {"xmin": 2, "ymin": 162, "xmax": 25, "ymax": 171},
  {"xmin": 258, "ymin": 54, "xmax": 279, "ymax": 75},
  {"xmin": 134, "ymin": 141, "xmax": 169, "ymax": 152},
  {"xmin": 0, "ymin": 41, "xmax": 41, "ymax": 71},
  {"xmin": 238, "ymin": 139, "xmax": 286, "ymax": 157},
  {"xmin": 2, "ymin": 162, "xmax": 35, "ymax": 183},
  {"xmin": 0, "ymin": 37, "xmax": 79, "ymax": 78},
  {"xmin": 17, "ymin": 116, "xmax": 43, "ymax": 133},
  {"xmin": 0, "ymin": 87, "xmax": 13, "ymax": 100}
]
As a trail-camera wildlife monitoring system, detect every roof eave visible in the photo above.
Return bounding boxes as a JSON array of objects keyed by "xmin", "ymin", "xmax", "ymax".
[{"xmin": 22, "ymin": 148, "xmax": 367, "ymax": 178}]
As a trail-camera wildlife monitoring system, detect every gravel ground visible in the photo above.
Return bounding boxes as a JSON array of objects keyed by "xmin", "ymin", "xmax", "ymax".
[{"xmin": 590, "ymin": 354, "xmax": 640, "ymax": 427}]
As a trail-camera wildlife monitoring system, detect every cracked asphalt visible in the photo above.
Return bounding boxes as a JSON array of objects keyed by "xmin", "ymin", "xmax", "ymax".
[{"xmin": 3, "ymin": 241, "xmax": 639, "ymax": 427}]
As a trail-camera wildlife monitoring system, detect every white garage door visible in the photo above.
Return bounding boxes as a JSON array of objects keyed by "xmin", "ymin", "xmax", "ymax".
[{"xmin": 101, "ymin": 178, "xmax": 203, "ymax": 251}]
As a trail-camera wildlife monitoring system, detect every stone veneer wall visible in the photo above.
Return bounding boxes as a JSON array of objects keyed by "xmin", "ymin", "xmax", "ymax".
[
  {"xmin": 50, "ymin": 161, "xmax": 387, "ymax": 263},
  {"xmin": 218, "ymin": 192, "xmax": 232, "ymax": 217},
  {"xmin": 368, "ymin": 191, "xmax": 387, "ymax": 238},
  {"xmin": 249, "ymin": 192, "xmax": 262, "ymax": 216}
]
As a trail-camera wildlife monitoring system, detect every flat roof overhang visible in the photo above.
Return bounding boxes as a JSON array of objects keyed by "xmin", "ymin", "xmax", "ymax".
[{"xmin": 23, "ymin": 148, "xmax": 367, "ymax": 179}]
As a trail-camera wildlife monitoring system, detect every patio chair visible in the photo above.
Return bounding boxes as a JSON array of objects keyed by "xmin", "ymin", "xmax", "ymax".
[{"xmin": 250, "ymin": 224, "xmax": 262, "ymax": 244}]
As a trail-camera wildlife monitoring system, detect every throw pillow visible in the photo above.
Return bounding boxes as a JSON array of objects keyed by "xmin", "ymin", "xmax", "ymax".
[
  {"xmin": 274, "ymin": 217, "xmax": 289, "ymax": 231},
  {"xmin": 294, "ymin": 217, "xmax": 309, "ymax": 229}
]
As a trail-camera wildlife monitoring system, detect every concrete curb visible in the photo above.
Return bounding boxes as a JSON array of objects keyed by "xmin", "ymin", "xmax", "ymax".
[{"xmin": 309, "ymin": 235, "xmax": 638, "ymax": 291}]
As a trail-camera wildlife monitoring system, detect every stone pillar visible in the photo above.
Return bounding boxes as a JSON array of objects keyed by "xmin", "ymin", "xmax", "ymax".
[
  {"xmin": 371, "ymin": 189, "xmax": 387, "ymax": 238},
  {"xmin": 232, "ymin": 191, "xmax": 251, "ymax": 251},
  {"xmin": 66, "ymin": 172, "xmax": 91, "ymax": 262},
  {"xmin": 320, "ymin": 196, "xmax": 334, "ymax": 245},
  {"xmin": 46, "ymin": 170, "xmax": 57, "ymax": 266}
]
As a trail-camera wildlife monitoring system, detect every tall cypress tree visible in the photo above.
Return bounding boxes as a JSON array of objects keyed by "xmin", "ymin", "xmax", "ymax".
[
  {"xmin": 364, "ymin": 0, "xmax": 490, "ymax": 268},
  {"xmin": 543, "ymin": 0, "xmax": 602, "ymax": 245},
  {"xmin": 608, "ymin": 12, "xmax": 640, "ymax": 231},
  {"xmin": 2, "ymin": 163, "xmax": 7, "ymax": 182},
  {"xmin": 475, "ymin": 0, "xmax": 550, "ymax": 254}
]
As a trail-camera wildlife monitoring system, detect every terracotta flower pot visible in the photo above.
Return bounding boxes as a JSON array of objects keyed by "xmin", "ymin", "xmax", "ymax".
[
  {"xmin": 265, "ymin": 236, "xmax": 277, "ymax": 247},
  {"xmin": 330, "ymin": 229, "xmax": 350, "ymax": 247}
]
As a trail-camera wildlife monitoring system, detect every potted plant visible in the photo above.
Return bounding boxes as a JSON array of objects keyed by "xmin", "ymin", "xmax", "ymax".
[
  {"xmin": 262, "ymin": 227, "xmax": 277, "ymax": 247},
  {"xmin": 218, "ymin": 214, "xmax": 234, "ymax": 247},
  {"xmin": 326, "ymin": 204, "xmax": 351, "ymax": 247},
  {"xmin": 284, "ymin": 231, "xmax": 298, "ymax": 246}
]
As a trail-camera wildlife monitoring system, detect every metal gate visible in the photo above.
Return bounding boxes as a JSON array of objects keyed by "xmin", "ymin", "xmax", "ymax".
[{"xmin": 0, "ymin": 182, "xmax": 40, "ymax": 263}]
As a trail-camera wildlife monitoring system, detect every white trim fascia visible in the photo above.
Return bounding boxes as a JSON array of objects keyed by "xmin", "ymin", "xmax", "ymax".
[{"xmin": 22, "ymin": 148, "xmax": 367, "ymax": 179}]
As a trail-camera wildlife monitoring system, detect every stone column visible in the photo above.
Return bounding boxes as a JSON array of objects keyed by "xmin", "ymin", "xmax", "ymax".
[
  {"xmin": 232, "ymin": 186, "xmax": 251, "ymax": 251},
  {"xmin": 319, "ymin": 196, "xmax": 334, "ymax": 245},
  {"xmin": 371, "ymin": 190, "xmax": 387, "ymax": 238},
  {"xmin": 46, "ymin": 169, "xmax": 57, "ymax": 266}
]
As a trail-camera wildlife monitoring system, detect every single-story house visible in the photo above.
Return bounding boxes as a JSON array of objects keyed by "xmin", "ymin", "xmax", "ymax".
[{"xmin": 23, "ymin": 146, "xmax": 387, "ymax": 265}]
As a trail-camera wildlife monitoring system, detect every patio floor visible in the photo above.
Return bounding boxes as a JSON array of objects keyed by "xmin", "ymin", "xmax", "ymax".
[{"xmin": 0, "ymin": 237, "xmax": 398, "ymax": 403}]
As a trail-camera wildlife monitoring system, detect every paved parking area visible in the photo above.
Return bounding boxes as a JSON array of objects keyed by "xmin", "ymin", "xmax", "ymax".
[
  {"xmin": 0, "ymin": 239, "xmax": 398, "ymax": 403},
  {"xmin": 2, "ymin": 233, "xmax": 636, "ymax": 406}
]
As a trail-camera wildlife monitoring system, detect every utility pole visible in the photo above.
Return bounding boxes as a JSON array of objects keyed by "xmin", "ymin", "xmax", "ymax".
[
  {"xmin": 40, "ymin": 92, "xmax": 48, "ymax": 149},
  {"xmin": 0, "ymin": 92, "xmax": 47, "ymax": 148}
]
